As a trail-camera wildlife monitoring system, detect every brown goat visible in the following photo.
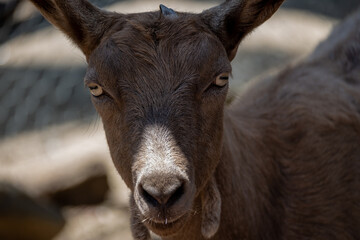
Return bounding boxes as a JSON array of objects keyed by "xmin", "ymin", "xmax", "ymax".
[{"xmin": 29, "ymin": 0, "xmax": 360, "ymax": 239}]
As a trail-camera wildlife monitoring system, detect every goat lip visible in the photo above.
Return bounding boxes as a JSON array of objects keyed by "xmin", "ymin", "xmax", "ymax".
[
  {"xmin": 148, "ymin": 215, "xmax": 182, "ymax": 225},
  {"xmin": 144, "ymin": 213, "xmax": 188, "ymax": 235}
]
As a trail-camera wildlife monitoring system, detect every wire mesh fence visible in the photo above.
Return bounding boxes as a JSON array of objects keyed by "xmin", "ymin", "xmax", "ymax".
[{"xmin": 0, "ymin": 66, "xmax": 93, "ymax": 136}]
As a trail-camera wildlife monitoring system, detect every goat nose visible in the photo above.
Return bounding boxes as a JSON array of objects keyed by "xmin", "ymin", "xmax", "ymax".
[{"xmin": 140, "ymin": 178, "xmax": 185, "ymax": 207}]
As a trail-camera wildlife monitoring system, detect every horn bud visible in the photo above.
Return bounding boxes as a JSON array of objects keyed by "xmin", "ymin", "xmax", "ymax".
[{"xmin": 159, "ymin": 4, "xmax": 177, "ymax": 18}]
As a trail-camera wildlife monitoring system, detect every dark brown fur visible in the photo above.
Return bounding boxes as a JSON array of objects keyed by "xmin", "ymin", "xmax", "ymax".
[{"xmin": 29, "ymin": 0, "xmax": 360, "ymax": 239}]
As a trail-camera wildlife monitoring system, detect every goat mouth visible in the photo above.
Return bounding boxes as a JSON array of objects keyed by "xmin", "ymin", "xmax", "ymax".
[
  {"xmin": 144, "ymin": 213, "xmax": 189, "ymax": 236},
  {"xmin": 149, "ymin": 217, "xmax": 180, "ymax": 226}
]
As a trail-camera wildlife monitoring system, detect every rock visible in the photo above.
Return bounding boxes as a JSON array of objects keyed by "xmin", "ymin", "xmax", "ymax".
[
  {"xmin": 42, "ymin": 163, "xmax": 110, "ymax": 206},
  {"xmin": 0, "ymin": 182, "xmax": 65, "ymax": 240}
]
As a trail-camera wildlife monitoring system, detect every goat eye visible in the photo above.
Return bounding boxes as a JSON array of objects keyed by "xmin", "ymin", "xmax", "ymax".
[
  {"xmin": 214, "ymin": 73, "xmax": 229, "ymax": 87},
  {"xmin": 88, "ymin": 83, "xmax": 104, "ymax": 97}
]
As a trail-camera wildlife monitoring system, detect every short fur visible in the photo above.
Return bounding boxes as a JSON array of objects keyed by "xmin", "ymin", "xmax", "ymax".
[
  {"xmin": 201, "ymin": 176, "xmax": 221, "ymax": 239},
  {"xmin": 29, "ymin": 0, "xmax": 360, "ymax": 239}
]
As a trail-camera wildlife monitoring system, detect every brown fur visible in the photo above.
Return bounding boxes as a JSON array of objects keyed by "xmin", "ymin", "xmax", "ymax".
[
  {"xmin": 201, "ymin": 176, "xmax": 221, "ymax": 239},
  {"xmin": 29, "ymin": 0, "xmax": 359, "ymax": 239}
]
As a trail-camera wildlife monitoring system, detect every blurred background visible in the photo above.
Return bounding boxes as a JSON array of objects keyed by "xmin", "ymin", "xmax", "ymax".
[{"xmin": 0, "ymin": 0, "xmax": 358, "ymax": 239}]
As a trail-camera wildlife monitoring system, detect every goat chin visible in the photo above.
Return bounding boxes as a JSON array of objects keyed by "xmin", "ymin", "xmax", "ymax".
[{"xmin": 201, "ymin": 176, "xmax": 222, "ymax": 239}]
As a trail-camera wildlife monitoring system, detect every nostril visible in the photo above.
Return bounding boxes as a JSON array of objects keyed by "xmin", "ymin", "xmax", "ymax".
[
  {"xmin": 167, "ymin": 183, "xmax": 185, "ymax": 206},
  {"xmin": 140, "ymin": 181, "xmax": 185, "ymax": 207},
  {"xmin": 141, "ymin": 185, "xmax": 160, "ymax": 207}
]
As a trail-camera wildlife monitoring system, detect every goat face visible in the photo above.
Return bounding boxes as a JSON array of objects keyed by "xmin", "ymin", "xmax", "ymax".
[
  {"xmin": 29, "ymin": 0, "xmax": 284, "ymax": 237},
  {"xmin": 85, "ymin": 13, "xmax": 230, "ymax": 236}
]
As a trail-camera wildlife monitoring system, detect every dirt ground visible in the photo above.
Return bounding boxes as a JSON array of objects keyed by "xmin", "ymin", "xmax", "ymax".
[{"xmin": 0, "ymin": 0, "xmax": 341, "ymax": 239}]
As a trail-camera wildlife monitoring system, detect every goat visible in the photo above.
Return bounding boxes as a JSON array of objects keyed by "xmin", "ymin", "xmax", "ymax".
[{"xmin": 29, "ymin": 0, "xmax": 360, "ymax": 239}]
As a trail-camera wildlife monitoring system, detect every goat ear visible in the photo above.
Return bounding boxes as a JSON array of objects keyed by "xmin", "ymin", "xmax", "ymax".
[
  {"xmin": 201, "ymin": 0, "xmax": 285, "ymax": 60},
  {"xmin": 130, "ymin": 196, "xmax": 151, "ymax": 240},
  {"xmin": 201, "ymin": 176, "xmax": 222, "ymax": 239},
  {"xmin": 29, "ymin": 0, "xmax": 120, "ymax": 57}
]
